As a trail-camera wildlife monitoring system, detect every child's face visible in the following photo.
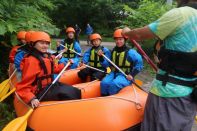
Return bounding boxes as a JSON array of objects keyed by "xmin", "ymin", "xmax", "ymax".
[
  {"xmin": 115, "ymin": 37, "xmax": 125, "ymax": 47},
  {"xmin": 67, "ymin": 32, "xmax": 74, "ymax": 39},
  {"xmin": 92, "ymin": 39, "xmax": 101, "ymax": 47},
  {"xmin": 34, "ymin": 41, "xmax": 50, "ymax": 53}
]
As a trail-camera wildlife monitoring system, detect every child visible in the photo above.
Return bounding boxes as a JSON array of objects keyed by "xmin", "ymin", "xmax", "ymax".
[{"xmin": 78, "ymin": 33, "xmax": 111, "ymax": 81}]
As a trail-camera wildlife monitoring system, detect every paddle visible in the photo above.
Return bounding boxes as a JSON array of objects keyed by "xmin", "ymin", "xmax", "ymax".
[
  {"xmin": 130, "ymin": 40, "xmax": 197, "ymax": 120},
  {"xmin": 0, "ymin": 69, "xmax": 17, "ymax": 100},
  {"xmin": 130, "ymin": 39, "xmax": 158, "ymax": 72},
  {"xmin": 59, "ymin": 44, "xmax": 110, "ymax": 73},
  {"xmin": 84, "ymin": 64, "xmax": 105, "ymax": 73},
  {"xmin": 0, "ymin": 52, "xmax": 67, "ymax": 102},
  {"xmin": 0, "ymin": 88, "xmax": 16, "ymax": 102},
  {"xmin": 3, "ymin": 62, "xmax": 71, "ymax": 131},
  {"xmin": 102, "ymin": 54, "xmax": 144, "ymax": 90},
  {"xmin": 60, "ymin": 44, "xmax": 83, "ymax": 57}
]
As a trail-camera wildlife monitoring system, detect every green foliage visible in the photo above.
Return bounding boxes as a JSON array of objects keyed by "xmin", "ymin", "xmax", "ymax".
[
  {"xmin": 50, "ymin": 0, "xmax": 127, "ymax": 34},
  {"xmin": 123, "ymin": 0, "xmax": 173, "ymax": 28},
  {"xmin": 0, "ymin": 98, "xmax": 15, "ymax": 130},
  {"xmin": 0, "ymin": 0, "xmax": 177, "ymax": 129},
  {"xmin": 121, "ymin": 0, "xmax": 174, "ymax": 59},
  {"xmin": 0, "ymin": 0, "xmax": 60, "ymax": 46}
]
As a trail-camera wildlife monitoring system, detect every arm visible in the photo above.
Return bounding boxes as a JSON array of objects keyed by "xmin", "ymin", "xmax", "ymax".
[
  {"xmin": 70, "ymin": 41, "xmax": 82, "ymax": 63},
  {"xmin": 54, "ymin": 63, "xmax": 65, "ymax": 73},
  {"xmin": 82, "ymin": 48, "xmax": 91, "ymax": 64},
  {"xmin": 14, "ymin": 51, "xmax": 26, "ymax": 71},
  {"xmin": 56, "ymin": 40, "xmax": 65, "ymax": 52},
  {"xmin": 50, "ymin": 55, "xmax": 65, "ymax": 73},
  {"xmin": 122, "ymin": 26, "xmax": 156, "ymax": 41},
  {"xmin": 127, "ymin": 49, "xmax": 143, "ymax": 77},
  {"xmin": 123, "ymin": 8, "xmax": 183, "ymax": 41},
  {"xmin": 16, "ymin": 57, "xmax": 40, "ymax": 103}
]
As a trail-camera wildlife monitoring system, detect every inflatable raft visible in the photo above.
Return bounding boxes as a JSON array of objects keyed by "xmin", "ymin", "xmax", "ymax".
[{"xmin": 9, "ymin": 64, "xmax": 148, "ymax": 131}]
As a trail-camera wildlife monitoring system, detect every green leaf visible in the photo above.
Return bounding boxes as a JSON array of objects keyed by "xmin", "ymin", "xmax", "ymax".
[
  {"xmin": 0, "ymin": 23, "xmax": 7, "ymax": 35},
  {"xmin": 7, "ymin": 23, "xmax": 15, "ymax": 33}
]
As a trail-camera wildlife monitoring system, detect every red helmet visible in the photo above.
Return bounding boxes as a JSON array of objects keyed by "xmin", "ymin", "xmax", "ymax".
[
  {"xmin": 30, "ymin": 31, "xmax": 51, "ymax": 43},
  {"xmin": 17, "ymin": 31, "xmax": 27, "ymax": 40},
  {"xmin": 113, "ymin": 29, "xmax": 124, "ymax": 38},
  {"xmin": 90, "ymin": 33, "xmax": 102, "ymax": 41},
  {"xmin": 66, "ymin": 27, "xmax": 75, "ymax": 33}
]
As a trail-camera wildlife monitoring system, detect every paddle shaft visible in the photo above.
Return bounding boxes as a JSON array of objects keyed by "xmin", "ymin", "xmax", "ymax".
[
  {"xmin": 0, "ymin": 88, "xmax": 16, "ymax": 102},
  {"xmin": 0, "ymin": 69, "xmax": 17, "ymax": 96},
  {"xmin": 130, "ymin": 39, "xmax": 158, "ymax": 72},
  {"xmin": 60, "ymin": 44, "xmax": 83, "ymax": 57},
  {"xmin": 60, "ymin": 44, "xmax": 107, "ymax": 74},
  {"xmin": 102, "ymin": 54, "xmax": 143, "ymax": 89},
  {"xmin": 55, "ymin": 51, "xmax": 64, "ymax": 59},
  {"xmin": 38, "ymin": 62, "xmax": 71, "ymax": 101},
  {"xmin": 3, "ymin": 54, "xmax": 69, "ymax": 131},
  {"xmin": 85, "ymin": 65, "xmax": 105, "ymax": 73},
  {"xmin": 2, "ymin": 68, "xmax": 17, "ymax": 87},
  {"xmin": 9, "ymin": 69, "xmax": 17, "ymax": 79},
  {"xmin": 102, "ymin": 54, "xmax": 127, "ymax": 76},
  {"xmin": 0, "ymin": 53, "xmax": 63, "ymax": 102}
]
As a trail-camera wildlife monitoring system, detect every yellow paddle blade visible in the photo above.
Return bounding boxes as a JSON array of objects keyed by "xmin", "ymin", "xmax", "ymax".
[
  {"xmin": 0, "ymin": 88, "xmax": 16, "ymax": 102},
  {"xmin": 135, "ymin": 79, "xmax": 143, "ymax": 87},
  {"xmin": 0, "ymin": 79, "xmax": 9, "ymax": 93},
  {"xmin": 106, "ymin": 67, "xmax": 111, "ymax": 74},
  {"xmin": 195, "ymin": 115, "xmax": 197, "ymax": 123},
  {"xmin": 0, "ymin": 79, "xmax": 11, "ymax": 98},
  {"xmin": 3, "ymin": 109, "xmax": 34, "ymax": 131}
]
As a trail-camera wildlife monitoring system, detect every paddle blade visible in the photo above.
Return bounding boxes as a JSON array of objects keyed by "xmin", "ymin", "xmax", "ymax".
[
  {"xmin": 0, "ymin": 79, "xmax": 11, "ymax": 98},
  {"xmin": 3, "ymin": 109, "xmax": 33, "ymax": 131},
  {"xmin": 0, "ymin": 88, "xmax": 16, "ymax": 102}
]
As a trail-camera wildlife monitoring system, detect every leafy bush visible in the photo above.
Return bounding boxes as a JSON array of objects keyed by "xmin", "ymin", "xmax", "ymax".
[
  {"xmin": 0, "ymin": 97, "xmax": 15, "ymax": 130},
  {"xmin": 123, "ymin": 0, "xmax": 173, "ymax": 28},
  {"xmin": 0, "ymin": 0, "xmax": 60, "ymax": 46}
]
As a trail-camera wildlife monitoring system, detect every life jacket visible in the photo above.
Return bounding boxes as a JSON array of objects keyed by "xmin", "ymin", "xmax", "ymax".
[
  {"xmin": 26, "ymin": 49, "xmax": 54, "ymax": 94},
  {"xmin": 111, "ymin": 46, "xmax": 132, "ymax": 74},
  {"xmin": 9, "ymin": 43, "xmax": 23, "ymax": 63},
  {"xmin": 154, "ymin": 40, "xmax": 197, "ymax": 87},
  {"xmin": 89, "ymin": 46, "xmax": 104, "ymax": 70},
  {"xmin": 17, "ymin": 44, "xmax": 30, "ymax": 53},
  {"xmin": 62, "ymin": 41, "xmax": 76, "ymax": 58}
]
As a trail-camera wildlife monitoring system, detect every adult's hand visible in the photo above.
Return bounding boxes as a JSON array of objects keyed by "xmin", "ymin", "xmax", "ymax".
[{"xmin": 122, "ymin": 27, "xmax": 131, "ymax": 38}]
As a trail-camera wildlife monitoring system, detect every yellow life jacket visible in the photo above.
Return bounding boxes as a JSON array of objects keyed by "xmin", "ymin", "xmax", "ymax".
[
  {"xmin": 89, "ymin": 47, "xmax": 103, "ymax": 69},
  {"xmin": 63, "ymin": 43, "xmax": 75, "ymax": 58},
  {"xmin": 111, "ymin": 47, "xmax": 132, "ymax": 74}
]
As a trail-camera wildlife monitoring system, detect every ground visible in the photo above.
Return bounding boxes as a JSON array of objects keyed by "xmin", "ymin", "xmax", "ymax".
[{"xmin": 78, "ymin": 40, "xmax": 197, "ymax": 131}]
